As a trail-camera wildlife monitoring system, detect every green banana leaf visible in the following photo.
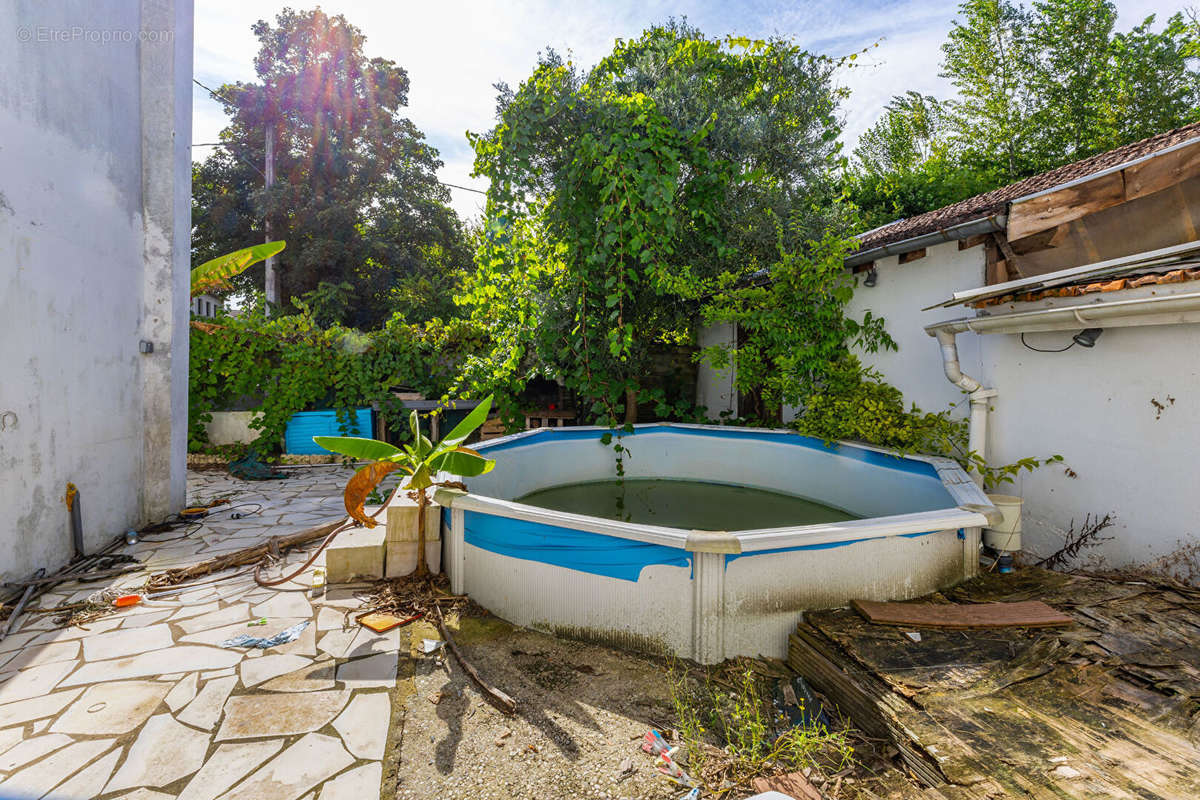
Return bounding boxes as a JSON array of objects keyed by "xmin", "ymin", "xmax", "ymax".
[
  {"xmin": 312, "ymin": 436, "xmax": 402, "ymax": 461},
  {"xmin": 190, "ymin": 241, "xmax": 286, "ymax": 298}
]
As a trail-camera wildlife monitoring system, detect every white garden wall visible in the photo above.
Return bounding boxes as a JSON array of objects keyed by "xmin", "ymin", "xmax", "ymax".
[{"xmin": 0, "ymin": 0, "xmax": 193, "ymax": 579}]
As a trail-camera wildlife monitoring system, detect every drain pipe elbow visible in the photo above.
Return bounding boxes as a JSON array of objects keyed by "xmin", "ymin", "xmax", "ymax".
[
  {"xmin": 933, "ymin": 328, "xmax": 995, "ymax": 487},
  {"xmin": 935, "ymin": 329, "xmax": 981, "ymax": 394}
]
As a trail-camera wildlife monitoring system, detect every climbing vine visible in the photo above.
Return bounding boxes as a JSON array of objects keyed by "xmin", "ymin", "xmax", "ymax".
[
  {"xmin": 188, "ymin": 302, "xmax": 483, "ymax": 453},
  {"xmin": 459, "ymin": 25, "xmax": 861, "ymax": 432}
]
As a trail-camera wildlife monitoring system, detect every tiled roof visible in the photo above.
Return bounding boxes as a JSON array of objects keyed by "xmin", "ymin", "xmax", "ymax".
[
  {"xmin": 856, "ymin": 121, "xmax": 1200, "ymax": 253},
  {"xmin": 972, "ymin": 266, "xmax": 1200, "ymax": 308}
]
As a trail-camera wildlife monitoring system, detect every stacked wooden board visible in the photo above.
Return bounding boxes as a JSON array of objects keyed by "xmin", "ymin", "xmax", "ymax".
[{"xmin": 788, "ymin": 569, "xmax": 1200, "ymax": 799}]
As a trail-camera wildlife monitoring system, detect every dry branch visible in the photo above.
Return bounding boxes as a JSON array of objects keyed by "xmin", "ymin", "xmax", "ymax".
[
  {"xmin": 435, "ymin": 608, "xmax": 516, "ymax": 714},
  {"xmin": 146, "ymin": 520, "xmax": 343, "ymax": 589}
]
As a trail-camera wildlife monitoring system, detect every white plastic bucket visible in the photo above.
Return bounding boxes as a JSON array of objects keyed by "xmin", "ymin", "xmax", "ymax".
[{"xmin": 983, "ymin": 494, "xmax": 1023, "ymax": 552}]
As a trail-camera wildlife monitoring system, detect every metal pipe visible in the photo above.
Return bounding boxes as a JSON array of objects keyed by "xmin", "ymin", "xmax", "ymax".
[
  {"xmin": 932, "ymin": 330, "xmax": 994, "ymax": 487},
  {"xmin": 845, "ymin": 214, "xmax": 1007, "ymax": 268},
  {"xmin": 66, "ymin": 482, "xmax": 85, "ymax": 561},
  {"xmin": 926, "ymin": 290, "xmax": 1200, "ymax": 337}
]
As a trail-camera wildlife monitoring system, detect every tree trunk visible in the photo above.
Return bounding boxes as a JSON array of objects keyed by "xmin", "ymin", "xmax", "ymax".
[
  {"xmin": 415, "ymin": 489, "xmax": 429, "ymax": 577},
  {"xmin": 624, "ymin": 386, "xmax": 638, "ymax": 425}
]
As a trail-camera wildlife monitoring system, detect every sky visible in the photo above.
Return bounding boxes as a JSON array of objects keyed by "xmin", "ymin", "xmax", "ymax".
[{"xmin": 193, "ymin": 0, "xmax": 1190, "ymax": 221}]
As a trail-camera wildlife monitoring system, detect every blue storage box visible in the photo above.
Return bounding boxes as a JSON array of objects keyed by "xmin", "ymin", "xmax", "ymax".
[{"xmin": 285, "ymin": 408, "xmax": 373, "ymax": 454}]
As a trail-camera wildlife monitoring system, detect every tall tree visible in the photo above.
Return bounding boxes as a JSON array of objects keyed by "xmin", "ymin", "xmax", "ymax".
[
  {"xmin": 461, "ymin": 25, "xmax": 864, "ymax": 425},
  {"xmin": 1105, "ymin": 12, "xmax": 1200, "ymax": 147},
  {"xmin": 941, "ymin": 0, "xmax": 1038, "ymax": 181},
  {"xmin": 191, "ymin": 8, "xmax": 470, "ymax": 328},
  {"xmin": 1027, "ymin": 0, "xmax": 1117, "ymax": 164},
  {"xmin": 854, "ymin": 92, "xmax": 949, "ymax": 176}
]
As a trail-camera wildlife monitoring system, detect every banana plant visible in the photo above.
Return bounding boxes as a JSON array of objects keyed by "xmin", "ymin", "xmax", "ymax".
[
  {"xmin": 190, "ymin": 241, "xmax": 286, "ymax": 297},
  {"xmin": 314, "ymin": 396, "xmax": 495, "ymax": 576}
]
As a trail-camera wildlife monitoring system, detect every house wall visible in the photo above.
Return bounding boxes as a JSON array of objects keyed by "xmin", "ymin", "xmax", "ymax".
[
  {"xmin": 852, "ymin": 242, "xmax": 1200, "ymax": 575},
  {"xmin": 844, "ymin": 241, "xmax": 987, "ymax": 416},
  {"xmin": 0, "ymin": 0, "xmax": 193, "ymax": 579}
]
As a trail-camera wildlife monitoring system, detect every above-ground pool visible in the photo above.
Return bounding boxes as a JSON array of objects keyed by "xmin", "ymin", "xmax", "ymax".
[{"xmin": 434, "ymin": 424, "xmax": 994, "ymax": 663}]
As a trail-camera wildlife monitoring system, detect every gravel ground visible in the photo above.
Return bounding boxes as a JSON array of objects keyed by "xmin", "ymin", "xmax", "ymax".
[{"xmin": 384, "ymin": 613, "xmax": 684, "ymax": 800}]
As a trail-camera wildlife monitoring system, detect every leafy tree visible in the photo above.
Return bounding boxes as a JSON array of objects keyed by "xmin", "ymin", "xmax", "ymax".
[
  {"xmin": 191, "ymin": 8, "xmax": 471, "ymax": 328},
  {"xmin": 941, "ymin": 0, "xmax": 1038, "ymax": 182},
  {"xmin": 854, "ymin": 92, "xmax": 949, "ymax": 176},
  {"xmin": 847, "ymin": 0, "xmax": 1200, "ymax": 226},
  {"xmin": 461, "ymin": 25, "xmax": 862, "ymax": 427},
  {"xmin": 1105, "ymin": 12, "xmax": 1200, "ymax": 146},
  {"xmin": 1027, "ymin": 0, "xmax": 1118, "ymax": 164}
]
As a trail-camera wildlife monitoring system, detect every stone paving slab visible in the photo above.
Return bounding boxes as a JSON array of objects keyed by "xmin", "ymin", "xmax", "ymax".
[{"xmin": 0, "ymin": 467, "xmax": 397, "ymax": 800}]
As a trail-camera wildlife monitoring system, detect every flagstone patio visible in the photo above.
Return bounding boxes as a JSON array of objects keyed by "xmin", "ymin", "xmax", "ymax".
[{"xmin": 0, "ymin": 466, "xmax": 397, "ymax": 800}]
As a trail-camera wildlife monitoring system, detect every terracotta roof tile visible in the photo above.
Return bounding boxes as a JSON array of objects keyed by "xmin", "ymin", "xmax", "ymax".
[
  {"xmin": 971, "ymin": 266, "xmax": 1200, "ymax": 307},
  {"xmin": 856, "ymin": 122, "xmax": 1200, "ymax": 253}
]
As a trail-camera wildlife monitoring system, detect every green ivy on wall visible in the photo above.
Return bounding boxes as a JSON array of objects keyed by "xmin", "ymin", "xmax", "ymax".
[{"xmin": 188, "ymin": 303, "xmax": 483, "ymax": 454}]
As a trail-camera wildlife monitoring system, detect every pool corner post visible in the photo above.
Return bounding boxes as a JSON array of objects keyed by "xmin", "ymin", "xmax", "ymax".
[
  {"xmin": 962, "ymin": 526, "xmax": 982, "ymax": 579},
  {"xmin": 686, "ymin": 531, "xmax": 741, "ymax": 665},
  {"xmin": 435, "ymin": 488, "xmax": 468, "ymax": 595}
]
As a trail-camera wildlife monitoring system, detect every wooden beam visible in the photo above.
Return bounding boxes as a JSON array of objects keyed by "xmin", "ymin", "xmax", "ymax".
[
  {"xmin": 898, "ymin": 247, "xmax": 926, "ymax": 264},
  {"xmin": 1124, "ymin": 140, "xmax": 1200, "ymax": 201},
  {"xmin": 1007, "ymin": 171, "xmax": 1126, "ymax": 241},
  {"xmin": 851, "ymin": 260, "xmax": 874, "ymax": 274},
  {"xmin": 1010, "ymin": 222, "xmax": 1070, "ymax": 255},
  {"xmin": 985, "ymin": 239, "xmax": 1006, "ymax": 286},
  {"xmin": 991, "ymin": 232, "xmax": 1024, "ymax": 278},
  {"xmin": 960, "ymin": 232, "xmax": 988, "ymax": 251}
]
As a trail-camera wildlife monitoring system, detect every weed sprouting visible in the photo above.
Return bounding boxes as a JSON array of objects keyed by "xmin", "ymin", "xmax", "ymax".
[{"xmin": 667, "ymin": 661, "xmax": 854, "ymax": 792}]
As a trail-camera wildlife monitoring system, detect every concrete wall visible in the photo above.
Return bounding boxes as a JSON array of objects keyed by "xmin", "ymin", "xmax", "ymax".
[
  {"xmin": 0, "ymin": 0, "xmax": 193, "ymax": 580},
  {"xmin": 695, "ymin": 321, "xmax": 737, "ymax": 419},
  {"xmin": 844, "ymin": 240, "xmax": 986, "ymax": 417},
  {"xmin": 849, "ymin": 242, "xmax": 1200, "ymax": 575}
]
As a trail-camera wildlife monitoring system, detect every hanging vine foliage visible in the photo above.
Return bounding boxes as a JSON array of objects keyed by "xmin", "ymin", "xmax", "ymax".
[
  {"xmin": 458, "ymin": 23, "xmax": 889, "ymax": 429},
  {"xmin": 188, "ymin": 302, "xmax": 483, "ymax": 453}
]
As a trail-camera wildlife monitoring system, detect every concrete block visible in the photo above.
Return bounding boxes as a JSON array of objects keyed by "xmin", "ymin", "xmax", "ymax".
[
  {"xmin": 384, "ymin": 498, "xmax": 441, "ymax": 544},
  {"xmin": 325, "ymin": 528, "xmax": 385, "ymax": 583},
  {"xmin": 385, "ymin": 538, "xmax": 442, "ymax": 578},
  {"xmin": 384, "ymin": 495, "xmax": 442, "ymax": 577}
]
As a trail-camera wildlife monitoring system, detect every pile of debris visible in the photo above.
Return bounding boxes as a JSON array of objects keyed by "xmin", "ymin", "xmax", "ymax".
[{"xmin": 788, "ymin": 568, "xmax": 1200, "ymax": 799}]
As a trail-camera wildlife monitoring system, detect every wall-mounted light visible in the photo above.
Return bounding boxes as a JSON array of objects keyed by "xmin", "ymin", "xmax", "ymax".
[
  {"xmin": 1072, "ymin": 328, "xmax": 1103, "ymax": 348},
  {"xmin": 863, "ymin": 267, "xmax": 878, "ymax": 288}
]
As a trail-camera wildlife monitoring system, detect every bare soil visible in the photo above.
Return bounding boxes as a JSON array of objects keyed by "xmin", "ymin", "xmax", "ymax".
[{"xmin": 384, "ymin": 612, "xmax": 684, "ymax": 800}]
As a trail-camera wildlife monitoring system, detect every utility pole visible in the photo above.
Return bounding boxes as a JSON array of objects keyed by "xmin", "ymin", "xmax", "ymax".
[{"xmin": 263, "ymin": 123, "xmax": 278, "ymax": 311}]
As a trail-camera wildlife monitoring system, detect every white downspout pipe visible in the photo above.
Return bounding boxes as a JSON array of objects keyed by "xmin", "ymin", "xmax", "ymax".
[{"xmin": 934, "ymin": 329, "xmax": 996, "ymax": 487}]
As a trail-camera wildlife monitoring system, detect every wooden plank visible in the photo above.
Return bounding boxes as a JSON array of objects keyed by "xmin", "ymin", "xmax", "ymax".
[
  {"xmin": 984, "ymin": 239, "xmax": 1006, "ymax": 286},
  {"xmin": 1010, "ymin": 223, "xmax": 1070, "ymax": 255},
  {"xmin": 851, "ymin": 599, "xmax": 1073, "ymax": 629},
  {"xmin": 1007, "ymin": 171, "xmax": 1126, "ymax": 241},
  {"xmin": 991, "ymin": 232, "xmax": 1024, "ymax": 278},
  {"xmin": 1124, "ymin": 139, "xmax": 1200, "ymax": 201},
  {"xmin": 898, "ymin": 248, "xmax": 926, "ymax": 264},
  {"xmin": 750, "ymin": 771, "xmax": 825, "ymax": 800},
  {"xmin": 958, "ymin": 233, "xmax": 990, "ymax": 251},
  {"xmin": 788, "ymin": 627, "xmax": 946, "ymax": 787}
]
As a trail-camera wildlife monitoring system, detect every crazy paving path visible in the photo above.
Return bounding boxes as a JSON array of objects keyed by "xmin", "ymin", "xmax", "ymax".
[{"xmin": 0, "ymin": 466, "xmax": 397, "ymax": 800}]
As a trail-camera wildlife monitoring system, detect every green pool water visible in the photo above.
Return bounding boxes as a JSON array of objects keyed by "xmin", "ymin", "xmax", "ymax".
[{"xmin": 516, "ymin": 478, "xmax": 857, "ymax": 530}]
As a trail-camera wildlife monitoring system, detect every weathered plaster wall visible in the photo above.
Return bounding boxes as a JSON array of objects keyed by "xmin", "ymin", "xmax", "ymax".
[
  {"xmin": 849, "ymin": 241, "xmax": 1200, "ymax": 575},
  {"xmin": 0, "ymin": 0, "xmax": 192, "ymax": 580},
  {"xmin": 696, "ymin": 322, "xmax": 737, "ymax": 419},
  {"xmin": 844, "ymin": 241, "xmax": 986, "ymax": 417}
]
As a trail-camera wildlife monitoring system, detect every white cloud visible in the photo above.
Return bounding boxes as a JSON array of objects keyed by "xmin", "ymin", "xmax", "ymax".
[{"xmin": 193, "ymin": 0, "xmax": 1190, "ymax": 220}]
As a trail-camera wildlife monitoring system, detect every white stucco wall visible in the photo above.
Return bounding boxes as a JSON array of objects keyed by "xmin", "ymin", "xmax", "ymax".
[
  {"xmin": 850, "ymin": 242, "xmax": 1200, "ymax": 574},
  {"xmin": 696, "ymin": 321, "xmax": 737, "ymax": 419},
  {"xmin": 844, "ymin": 240, "xmax": 986, "ymax": 417},
  {"xmin": 0, "ymin": 0, "xmax": 193, "ymax": 580}
]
